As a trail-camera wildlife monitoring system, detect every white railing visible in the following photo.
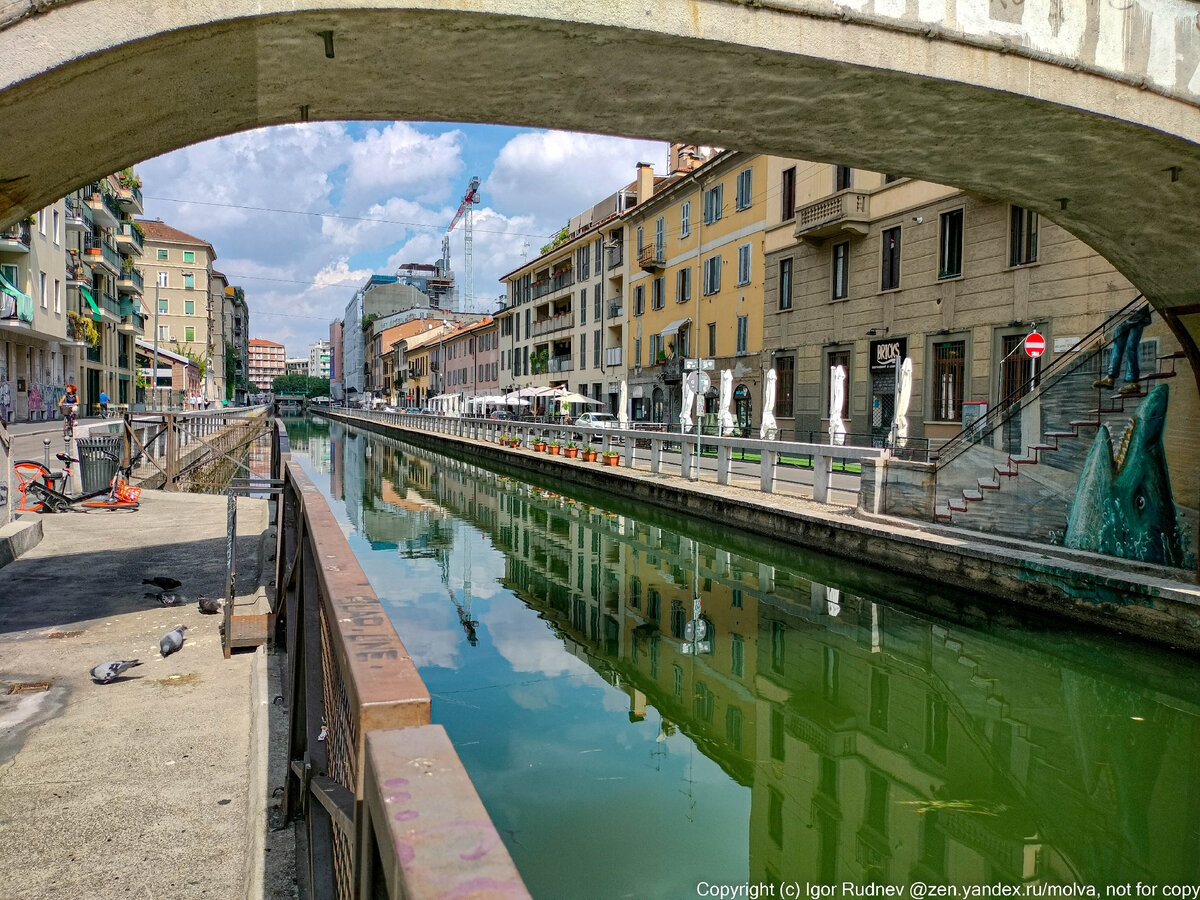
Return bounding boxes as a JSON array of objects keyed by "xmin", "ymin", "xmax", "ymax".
[
  {"xmin": 323, "ymin": 409, "xmax": 886, "ymax": 505},
  {"xmin": 605, "ymin": 347, "xmax": 623, "ymax": 367}
]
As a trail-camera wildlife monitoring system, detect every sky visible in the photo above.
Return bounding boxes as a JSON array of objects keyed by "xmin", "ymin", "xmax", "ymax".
[{"xmin": 136, "ymin": 122, "xmax": 670, "ymax": 359}]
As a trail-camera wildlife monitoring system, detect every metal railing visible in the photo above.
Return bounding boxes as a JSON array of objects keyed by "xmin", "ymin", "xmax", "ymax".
[
  {"xmin": 121, "ymin": 406, "xmax": 270, "ymax": 491},
  {"xmin": 270, "ymin": 421, "xmax": 528, "ymax": 899}
]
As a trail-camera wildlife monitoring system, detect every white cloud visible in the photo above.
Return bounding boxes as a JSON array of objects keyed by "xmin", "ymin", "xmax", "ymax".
[{"xmin": 343, "ymin": 123, "xmax": 464, "ymax": 207}]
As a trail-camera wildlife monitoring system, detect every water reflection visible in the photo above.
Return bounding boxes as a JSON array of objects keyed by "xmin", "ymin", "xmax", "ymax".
[{"xmin": 298, "ymin": 418, "xmax": 1200, "ymax": 895}]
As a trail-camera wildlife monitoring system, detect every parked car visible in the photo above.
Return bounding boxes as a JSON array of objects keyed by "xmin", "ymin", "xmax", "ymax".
[
  {"xmin": 574, "ymin": 412, "xmax": 617, "ymax": 429},
  {"xmin": 488, "ymin": 410, "xmax": 509, "ymax": 420}
]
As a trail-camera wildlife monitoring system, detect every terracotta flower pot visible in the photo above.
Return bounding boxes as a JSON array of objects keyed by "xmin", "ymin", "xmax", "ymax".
[
  {"xmin": 603, "ymin": 454, "xmax": 620, "ymax": 466},
  {"xmin": 549, "ymin": 445, "xmax": 561, "ymax": 455},
  {"xmin": 565, "ymin": 448, "xmax": 579, "ymax": 458},
  {"xmin": 533, "ymin": 442, "xmax": 546, "ymax": 452},
  {"xmin": 583, "ymin": 451, "xmax": 597, "ymax": 462}
]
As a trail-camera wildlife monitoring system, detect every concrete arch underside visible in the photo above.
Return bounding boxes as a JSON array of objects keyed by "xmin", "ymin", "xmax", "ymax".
[{"xmin": 2, "ymin": 0, "xmax": 1200, "ymax": 360}]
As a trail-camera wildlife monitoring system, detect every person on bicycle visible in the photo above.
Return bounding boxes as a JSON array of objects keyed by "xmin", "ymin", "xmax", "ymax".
[
  {"xmin": 59, "ymin": 383, "xmax": 79, "ymax": 424},
  {"xmin": 99, "ymin": 390, "xmax": 110, "ymax": 418}
]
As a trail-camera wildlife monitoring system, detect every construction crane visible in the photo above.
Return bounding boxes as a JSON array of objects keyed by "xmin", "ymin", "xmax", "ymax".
[
  {"xmin": 445, "ymin": 175, "xmax": 481, "ymax": 312},
  {"xmin": 439, "ymin": 523, "xmax": 478, "ymax": 646}
]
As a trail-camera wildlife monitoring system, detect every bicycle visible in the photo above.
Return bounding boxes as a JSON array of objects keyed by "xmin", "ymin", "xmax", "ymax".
[
  {"xmin": 13, "ymin": 448, "xmax": 141, "ymax": 513},
  {"xmin": 61, "ymin": 403, "xmax": 78, "ymax": 440}
]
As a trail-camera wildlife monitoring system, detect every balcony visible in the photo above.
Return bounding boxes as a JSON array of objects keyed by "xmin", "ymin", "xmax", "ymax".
[
  {"xmin": 605, "ymin": 347, "xmax": 622, "ymax": 367},
  {"xmin": 86, "ymin": 346, "xmax": 101, "ymax": 363},
  {"xmin": 117, "ymin": 266, "xmax": 143, "ymax": 296},
  {"xmin": 637, "ymin": 245, "xmax": 665, "ymax": 272},
  {"xmin": 65, "ymin": 251, "xmax": 91, "ymax": 285},
  {"xmin": 550, "ymin": 269, "xmax": 574, "ymax": 292},
  {"xmin": 85, "ymin": 185, "xmax": 120, "ymax": 229},
  {"xmin": 118, "ymin": 311, "xmax": 144, "ymax": 335},
  {"xmin": 116, "ymin": 222, "xmax": 144, "ymax": 255},
  {"xmin": 794, "ymin": 190, "xmax": 871, "ymax": 242},
  {"xmin": 100, "ymin": 290, "xmax": 122, "ymax": 321},
  {"xmin": 606, "ymin": 244, "xmax": 623, "ymax": 270},
  {"xmin": 85, "ymin": 236, "xmax": 121, "ymax": 275},
  {"xmin": 64, "ymin": 197, "xmax": 92, "ymax": 232},
  {"xmin": 531, "ymin": 312, "xmax": 572, "ymax": 338},
  {"xmin": 116, "ymin": 181, "xmax": 144, "ymax": 215},
  {"xmin": 0, "ymin": 220, "xmax": 31, "ymax": 253},
  {"xmin": 607, "ymin": 303, "xmax": 623, "ymax": 320},
  {"xmin": 661, "ymin": 357, "xmax": 683, "ymax": 383},
  {"xmin": 548, "ymin": 355, "xmax": 573, "ymax": 373},
  {"xmin": 118, "ymin": 353, "xmax": 131, "ymax": 369}
]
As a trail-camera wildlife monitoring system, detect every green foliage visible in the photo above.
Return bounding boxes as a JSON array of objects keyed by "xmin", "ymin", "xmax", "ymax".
[
  {"xmin": 540, "ymin": 225, "xmax": 568, "ymax": 255},
  {"xmin": 224, "ymin": 342, "xmax": 237, "ymax": 398},
  {"xmin": 362, "ymin": 313, "xmax": 380, "ymax": 332},
  {"xmin": 171, "ymin": 342, "xmax": 207, "ymax": 378},
  {"xmin": 530, "ymin": 348, "xmax": 549, "ymax": 374},
  {"xmin": 271, "ymin": 374, "xmax": 331, "ymax": 398}
]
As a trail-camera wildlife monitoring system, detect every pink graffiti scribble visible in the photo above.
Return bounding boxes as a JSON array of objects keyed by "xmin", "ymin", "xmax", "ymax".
[
  {"xmin": 387, "ymin": 791, "xmax": 411, "ymax": 803},
  {"xmin": 383, "ymin": 777, "xmax": 409, "ymax": 787},
  {"xmin": 395, "ymin": 841, "xmax": 415, "ymax": 865},
  {"xmin": 393, "ymin": 809, "xmax": 419, "ymax": 822},
  {"xmin": 442, "ymin": 877, "xmax": 526, "ymax": 900}
]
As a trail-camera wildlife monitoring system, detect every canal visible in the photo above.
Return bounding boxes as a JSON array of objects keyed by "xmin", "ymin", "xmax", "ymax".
[{"xmin": 286, "ymin": 416, "xmax": 1200, "ymax": 898}]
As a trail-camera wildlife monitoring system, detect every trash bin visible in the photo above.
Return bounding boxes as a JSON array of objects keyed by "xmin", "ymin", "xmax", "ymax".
[{"xmin": 76, "ymin": 435, "xmax": 122, "ymax": 493}]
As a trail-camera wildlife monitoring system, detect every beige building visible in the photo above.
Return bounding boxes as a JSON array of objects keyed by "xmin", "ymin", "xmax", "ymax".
[{"xmin": 248, "ymin": 338, "xmax": 286, "ymax": 391}]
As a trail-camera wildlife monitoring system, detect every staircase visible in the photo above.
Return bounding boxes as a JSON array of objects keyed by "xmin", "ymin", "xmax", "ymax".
[{"xmin": 932, "ymin": 299, "xmax": 1181, "ymax": 531}]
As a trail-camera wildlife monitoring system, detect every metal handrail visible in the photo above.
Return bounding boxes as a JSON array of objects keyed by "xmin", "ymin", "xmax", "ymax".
[{"xmin": 935, "ymin": 293, "xmax": 1146, "ymax": 465}]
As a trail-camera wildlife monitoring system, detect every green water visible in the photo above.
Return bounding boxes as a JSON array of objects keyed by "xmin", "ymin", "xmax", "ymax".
[{"xmin": 286, "ymin": 416, "xmax": 1200, "ymax": 899}]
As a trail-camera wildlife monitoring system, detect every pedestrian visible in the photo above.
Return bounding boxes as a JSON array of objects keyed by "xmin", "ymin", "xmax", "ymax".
[
  {"xmin": 58, "ymin": 382, "xmax": 78, "ymax": 427},
  {"xmin": 1094, "ymin": 305, "xmax": 1153, "ymax": 395},
  {"xmin": 98, "ymin": 389, "xmax": 110, "ymax": 418}
]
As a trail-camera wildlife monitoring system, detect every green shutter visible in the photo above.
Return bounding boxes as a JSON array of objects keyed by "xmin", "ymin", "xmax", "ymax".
[
  {"xmin": 78, "ymin": 284, "xmax": 102, "ymax": 321},
  {"xmin": 0, "ymin": 269, "xmax": 34, "ymax": 323}
]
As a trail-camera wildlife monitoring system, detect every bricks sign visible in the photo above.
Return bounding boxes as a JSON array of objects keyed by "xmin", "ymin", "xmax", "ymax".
[{"xmin": 1024, "ymin": 332, "xmax": 1046, "ymax": 358}]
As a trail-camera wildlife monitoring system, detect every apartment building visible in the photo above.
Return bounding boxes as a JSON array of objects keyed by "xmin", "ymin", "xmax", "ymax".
[
  {"xmin": 439, "ymin": 318, "xmax": 499, "ymax": 404},
  {"xmin": 396, "ymin": 324, "xmax": 455, "ymax": 409},
  {"xmin": 224, "ymin": 285, "xmax": 250, "ymax": 404},
  {"xmin": 308, "ymin": 339, "xmax": 330, "ymax": 378},
  {"xmin": 329, "ymin": 320, "xmax": 343, "ymax": 400},
  {"xmin": 247, "ymin": 338, "xmax": 286, "ymax": 391},
  {"xmin": 286, "ymin": 357, "xmax": 307, "ymax": 376}
]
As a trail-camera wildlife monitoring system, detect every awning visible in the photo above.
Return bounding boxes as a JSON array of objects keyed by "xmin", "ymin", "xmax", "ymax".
[
  {"xmin": 660, "ymin": 317, "xmax": 691, "ymax": 337},
  {"xmin": 0, "ymin": 269, "xmax": 34, "ymax": 323},
  {"xmin": 78, "ymin": 284, "xmax": 102, "ymax": 321}
]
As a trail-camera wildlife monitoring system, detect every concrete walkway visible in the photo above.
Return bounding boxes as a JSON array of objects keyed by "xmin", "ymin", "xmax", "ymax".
[{"xmin": 0, "ymin": 491, "xmax": 274, "ymax": 899}]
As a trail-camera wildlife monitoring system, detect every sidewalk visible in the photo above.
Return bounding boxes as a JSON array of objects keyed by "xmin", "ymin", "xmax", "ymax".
[{"xmin": 0, "ymin": 491, "xmax": 275, "ymax": 899}]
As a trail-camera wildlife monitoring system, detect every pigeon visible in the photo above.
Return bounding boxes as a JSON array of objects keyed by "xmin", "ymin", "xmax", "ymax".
[
  {"xmin": 159, "ymin": 625, "xmax": 187, "ymax": 657},
  {"xmin": 146, "ymin": 591, "xmax": 186, "ymax": 607},
  {"xmin": 197, "ymin": 595, "xmax": 221, "ymax": 615},
  {"xmin": 90, "ymin": 659, "xmax": 142, "ymax": 683},
  {"xmin": 142, "ymin": 576, "xmax": 182, "ymax": 591}
]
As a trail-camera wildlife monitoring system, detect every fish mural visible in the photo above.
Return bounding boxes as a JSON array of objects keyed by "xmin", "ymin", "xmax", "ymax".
[{"xmin": 1065, "ymin": 384, "xmax": 1184, "ymax": 567}]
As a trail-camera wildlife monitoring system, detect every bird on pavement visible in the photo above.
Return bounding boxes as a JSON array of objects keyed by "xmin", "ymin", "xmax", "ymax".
[
  {"xmin": 146, "ymin": 590, "xmax": 186, "ymax": 607},
  {"xmin": 90, "ymin": 660, "xmax": 142, "ymax": 683},
  {"xmin": 197, "ymin": 595, "xmax": 221, "ymax": 615},
  {"xmin": 160, "ymin": 626, "xmax": 187, "ymax": 657},
  {"xmin": 142, "ymin": 576, "xmax": 182, "ymax": 591}
]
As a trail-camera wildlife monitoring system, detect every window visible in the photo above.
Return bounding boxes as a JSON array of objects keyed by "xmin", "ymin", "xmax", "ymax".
[
  {"xmin": 726, "ymin": 706, "xmax": 743, "ymax": 751},
  {"xmin": 579, "ymin": 289, "xmax": 587, "ymax": 325},
  {"xmin": 778, "ymin": 258, "xmax": 793, "ymax": 310},
  {"xmin": 835, "ymin": 166, "xmax": 852, "ymax": 191},
  {"xmin": 869, "ymin": 669, "xmax": 889, "ymax": 731},
  {"xmin": 737, "ymin": 243, "xmax": 751, "ymax": 285},
  {"xmin": 735, "ymin": 168, "xmax": 753, "ymax": 210},
  {"xmin": 39, "ymin": 271, "xmax": 47, "ymax": 308},
  {"xmin": 158, "ymin": 324, "xmax": 169, "ymax": 340},
  {"xmin": 730, "ymin": 634, "xmax": 744, "ymax": 678},
  {"xmin": 828, "ymin": 350, "xmax": 851, "ymax": 420},
  {"xmin": 52, "ymin": 210, "xmax": 60, "ymax": 244},
  {"xmin": 678, "ymin": 325, "xmax": 690, "ymax": 359},
  {"xmin": 634, "ymin": 338, "xmax": 641, "ymax": 368},
  {"xmin": 157, "ymin": 249, "xmax": 168, "ymax": 260},
  {"xmin": 53, "ymin": 278, "xmax": 60, "ymax": 313},
  {"xmin": 708, "ymin": 322, "xmax": 716, "ymax": 357},
  {"xmin": 1010, "ymin": 205, "xmax": 1038, "ymax": 265},
  {"xmin": 159, "ymin": 298, "xmax": 168, "ymax": 314},
  {"xmin": 577, "ymin": 245, "xmax": 589, "ymax": 280},
  {"xmin": 933, "ymin": 340, "xmax": 965, "ymax": 421},
  {"xmin": 655, "ymin": 217, "xmax": 664, "ymax": 254},
  {"xmin": 736, "ymin": 315, "xmax": 748, "ymax": 354},
  {"xmin": 939, "ymin": 209, "xmax": 964, "ymax": 278},
  {"xmin": 775, "ymin": 354, "xmax": 794, "ymax": 417},
  {"xmin": 771, "ymin": 621, "xmax": 785, "ymax": 674},
  {"xmin": 832, "ymin": 242, "xmax": 849, "ymax": 300},
  {"xmin": 703, "ymin": 184, "xmax": 723, "ymax": 224},
  {"xmin": 183, "ymin": 250, "xmax": 195, "ymax": 263},
  {"xmin": 680, "ymin": 201, "xmax": 691, "ymax": 238},
  {"xmin": 822, "ymin": 647, "xmax": 839, "ymax": 703},
  {"xmin": 703, "ymin": 255, "xmax": 721, "ymax": 294},
  {"xmin": 37, "ymin": 210, "xmax": 45, "ymax": 235},
  {"xmin": 636, "ymin": 226, "xmax": 644, "ymax": 256},
  {"xmin": 676, "ymin": 267, "xmax": 691, "ymax": 304},
  {"xmin": 184, "ymin": 299, "xmax": 195, "ymax": 315},
  {"xmin": 781, "ymin": 166, "xmax": 796, "ymax": 220},
  {"xmin": 770, "ymin": 708, "xmax": 785, "ymax": 761},
  {"xmin": 633, "ymin": 284, "xmax": 645, "ymax": 316},
  {"xmin": 157, "ymin": 271, "xmax": 168, "ymax": 288},
  {"xmin": 183, "ymin": 273, "xmax": 194, "ymax": 290},
  {"xmin": 881, "ymin": 226, "xmax": 901, "ymax": 291},
  {"xmin": 652, "ymin": 276, "xmax": 665, "ymax": 309},
  {"xmin": 184, "ymin": 326, "xmax": 195, "ymax": 342},
  {"xmin": 594, "ymin": 284, "xmax": 601, "ymax": 321},
  {"xmin": 767, "ymin": 787, "xmax": 783, "ymax": 847},
  {"xmin": 580, "ymin": 334, "xmax": 586, "ymax": 370},
  {"xmin": 593, "ymin": 330, "xmax": 600, "ymax": 367},
  {"xmin": 925, "ymin": 693, "xmax": 948, "ymax": 763}
]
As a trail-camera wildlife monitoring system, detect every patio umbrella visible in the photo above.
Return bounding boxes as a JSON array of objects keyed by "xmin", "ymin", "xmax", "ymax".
[
  {"xmin": 828, "ymin": 364, "xmax": 847, "ymax": 446},
  {"xmin": 557, "ymin": 392, "xmax": 603, "ymax": 405},
  {"xmin": 717, "ymin": 369, "xmax": 735, "ymax": 436},
  {"xmin": 618, "ymin": 378, "xmax": 629, "ymax": 427},
  {"xmin": 759, "ymin": 368, "xmax": 778, "ymax": 439},
  {"xmin": 893, "ymin": 357, "xmax": 913, "ymax": 447},
  {"xmin": 680, "ymin": 375, "xmax": 695, "ymax": 431}
]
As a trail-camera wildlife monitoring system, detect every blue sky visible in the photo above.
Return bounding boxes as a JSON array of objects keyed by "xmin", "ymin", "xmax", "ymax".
[{"xmin": 136, "ymin": 122, "xmax": 668, "ymax": 358}]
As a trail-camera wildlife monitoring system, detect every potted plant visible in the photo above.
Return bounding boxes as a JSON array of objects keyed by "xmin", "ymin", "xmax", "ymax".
[
  {"xmin": 548, "ymin": 441, "xmax": 561, "ymax": 455},
  {"xmin": 582, "ymin": 447, "xmax": 598, "ymax": 462},
  {"xmin": 500, "ymin": 433, "xmax": 511, "ymax": 445},
  {"xmin": 564, "ymin": 442, "xmax": 579, "ymax": 459},
  {"xmin": 533, "ymin": 438, "xmax": 547, "ymax": 452},
  {"xmin": 602, "ymin": 450, "xmax": 620, "ymax": 466}
]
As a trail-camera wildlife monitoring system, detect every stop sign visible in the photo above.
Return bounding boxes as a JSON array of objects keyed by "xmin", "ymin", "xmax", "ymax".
[{"xmin": 1024, "ymin": 332, "xmax": 1046, "ymax": 358}]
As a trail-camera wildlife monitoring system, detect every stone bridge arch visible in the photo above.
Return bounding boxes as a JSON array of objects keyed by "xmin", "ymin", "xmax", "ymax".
[{"xmin": 2, "ymin": 0, "xmax": 1199, "ymax": 361}]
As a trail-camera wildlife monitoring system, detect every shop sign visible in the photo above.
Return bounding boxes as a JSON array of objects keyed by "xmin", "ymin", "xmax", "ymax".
[{"xmin": 869, "ymin": 337, "xmax": 907, "ymax": 370}]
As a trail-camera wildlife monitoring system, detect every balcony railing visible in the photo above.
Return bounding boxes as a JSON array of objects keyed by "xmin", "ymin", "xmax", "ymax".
[
  {"xmin": 548, "ymin": 356, "xmax": 573, "ymax": 373},
  {"xmin": 118, "ymin": 266, "xmax": 144, "ymax": 294},
  {"xmin": 605, "ymin": 347, "xmax": 623, "ymax": 367},
  {"xmin": 606, "ymin": 245, "xmax": 623, "ymax": 269},
  {"xmin": 661, "ymin": 357, "xmax": 683, "ymax": 382},
  {"xmin": 85, "ymin": 184, "xmax": 121, "ymax": 227},
  {"xmin": 118, "ymin": 353, "xmax": 130, "ymax": 369},
  {"xmin": 86, "ymin": 236, "xmax": 121, "ymax": 273},
  {"xmin": 608, "ymin": 303, "xmax": 623, "ymax": 320},
  {"xmin": 117, "ymin": 222, "xmax": 144, "ymax": 254},
  {"xmin": 101, "ymin": 290, "xmax": 122, "ymax": 318},
  {"xmin": 794, "ymin": 190, "xmax": 871, "ymax": 241},
  {"xmin": 0, "ymin": 220, "xmax": 31, "ymax": 251},
  {"xmin": 551, "ymin": 269, "xmax": 574, "ymax": 292},
  {"xmin": 637, "ymin": 245, "xmax": 665, "ymax": 272},
  {"xmin": 531, "ymin": 279, "xmax": 552, "ymax": 300},
  {"xmin": 116, "ymin": 181, "xmax": 144, "ymax": 213},
  {"xmin": 64, "ymin": 197, "xmax": 92, "ymax": 231},
  {"xmin": 531, "ymin": 312, "xmax": 573, "ymax": 337}
]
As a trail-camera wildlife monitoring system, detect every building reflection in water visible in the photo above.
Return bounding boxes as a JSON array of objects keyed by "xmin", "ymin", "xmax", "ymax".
[{"xmin": 311, "ymin": 420, "xmax": 1200, "ymax": 890}]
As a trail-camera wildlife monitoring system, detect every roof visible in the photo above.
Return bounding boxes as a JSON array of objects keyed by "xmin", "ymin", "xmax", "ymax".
[
  {"xmin": 249, "ymin": 339, "xmax": 284, "ymax": 347},
  {"xmin": 397, "ymin": 325, "xmax": 453, "ymax": 352},
  {"xmin": 134, "ymin": 340, "xmax": 197, "ymax": 366},
  {"xmin": 136, "ymin": 219, "xmax": 217, "ymax": 258}
]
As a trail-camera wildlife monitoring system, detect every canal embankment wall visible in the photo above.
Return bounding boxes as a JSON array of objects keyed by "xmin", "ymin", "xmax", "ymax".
[{"xmin": 316, "ymin": 409, "xmax": 1200, "ymax": 653}]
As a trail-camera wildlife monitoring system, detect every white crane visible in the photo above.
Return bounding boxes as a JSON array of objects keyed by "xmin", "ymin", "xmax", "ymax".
[{"xmin": 446, "ymin": 176, "xmax": 481, "ymax": 312}]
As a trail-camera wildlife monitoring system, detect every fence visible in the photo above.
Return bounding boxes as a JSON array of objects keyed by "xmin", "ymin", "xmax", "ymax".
[
  {"xmin": 330, "ymin": 409, "xmax": 886, "ymax": 504},
  {"xmin": 270, "ymin": 421, "xmax": 528, "ymax": 899},
  {"xmin": 120, "ymin": 405, "xmax": 270, "ymax": 491}
]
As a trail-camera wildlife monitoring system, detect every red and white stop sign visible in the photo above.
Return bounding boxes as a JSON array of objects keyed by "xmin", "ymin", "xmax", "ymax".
[{"xmin": 1024, "ymin": 332, "xmax": 1046, "ymax": 358}]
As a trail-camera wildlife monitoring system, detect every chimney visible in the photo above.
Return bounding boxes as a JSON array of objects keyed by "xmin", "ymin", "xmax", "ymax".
[{"xmin": 635, "ymin": 162, "xmax": 654, "ymax": 206}]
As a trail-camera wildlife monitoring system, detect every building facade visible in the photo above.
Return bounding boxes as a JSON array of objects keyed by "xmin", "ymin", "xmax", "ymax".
[
  {"xmin": 248, "ymin": 338, "xmax": 286, "ymax": 391},
  {"xmin": 308, "ymin": 339, "xmax": 330, "ymax": 378}
]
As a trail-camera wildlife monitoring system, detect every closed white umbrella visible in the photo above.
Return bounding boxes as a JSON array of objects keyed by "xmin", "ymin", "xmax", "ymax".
[
  {"xmin": 759, "ymin": 368, "xmax": 777, "ymax": 439},
  {"xmin": 717, "ymin": 369, "xmax": 735, "ymax": 436},
  {"xmin": 893, "ymin": 357, "xmax": 913, "ymax": 447},
  {"xmin": 618, "ymin": 378, "xmax": 629, "ymax": 427},
  {"xmin": 828, "ymin": 365, "xmax": 847, "ymax": 446},
  {"xmin": 680, "ymin": 375, "xmax": 695, "ymax": 431}
]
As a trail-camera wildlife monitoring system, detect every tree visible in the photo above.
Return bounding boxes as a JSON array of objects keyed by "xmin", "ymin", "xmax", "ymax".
[{"xmin": 271, "ymin": 374, "xmax": 331, "ymax": 398}]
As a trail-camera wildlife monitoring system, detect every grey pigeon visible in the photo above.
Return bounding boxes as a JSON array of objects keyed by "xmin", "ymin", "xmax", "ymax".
[
  {"xmin": 197, "ymin": 595, "xmax": 221, "ymax": 615},
  {"xmin": 145, "ymin": 590, "xmax": 185, "ymax": 606},
  {"xmin": 90, "ymin": 659, "xmax": 142, "ymax": 683},
  {"xmin": 159, "ymin": 625, "xmax": 187, "ymax": 657},
  {"xmin": 142, "ymin": 576, "xmax": 182, "ymax": 590}
]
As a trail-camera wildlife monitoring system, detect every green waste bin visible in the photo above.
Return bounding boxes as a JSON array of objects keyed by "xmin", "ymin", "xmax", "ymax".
[{"xmin": 76, "ymin": 435, "xmax": 122, "ymax": 494}]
